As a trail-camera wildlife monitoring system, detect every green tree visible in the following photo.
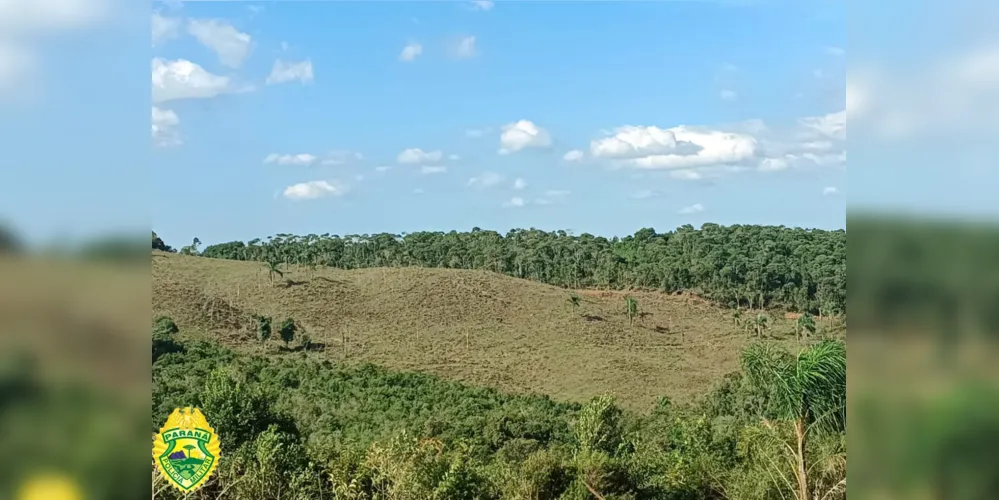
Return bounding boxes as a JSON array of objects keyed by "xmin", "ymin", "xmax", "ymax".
[
  {"xmin": 746, "ymin": 312, "xmax": 769, "ymax": 338},
  {"xmin": 740, "ymin": 339, "xmax": 846, "ymax": 500},
  {"xmin": 264, "ymin": 259, "xmax": 284, "ymax": 282},
  {"xmin": 568, "ymin": 293, "xmax": 581, "ymax": 311},
  {"xmin": 254, "ymin": 315, "xmax": 272, "ymax": 343},
  {"xmin": 624, "ymin": 296, "xmax": 638, "ymax": 326},
  {"xmin": 794, "ymin": 313, "xmax": 816, "ymax": 341},
  {"xmin": 279, "ymin": 318, "xmax": 298, "ymax": 347}
]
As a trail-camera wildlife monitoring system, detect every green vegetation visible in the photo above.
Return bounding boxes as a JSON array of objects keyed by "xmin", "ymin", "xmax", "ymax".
[
  {"xmin": 152, "ymin": 322, "xmax": 846, "ymax": 499},
  {"xmin": 197, "ymin": 224, "xmax": 846, "ymax": 315}
]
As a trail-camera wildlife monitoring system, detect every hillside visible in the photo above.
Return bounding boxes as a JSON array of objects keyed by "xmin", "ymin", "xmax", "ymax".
[{"xmin": 152, "ymin": 250, "xmax": 818, "ymax": 411}]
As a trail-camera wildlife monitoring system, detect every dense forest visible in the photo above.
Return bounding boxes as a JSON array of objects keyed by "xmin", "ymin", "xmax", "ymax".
[
  {"xmin": 165, "ymin": 224, "xmax": 846, "ymax": 316},
  {"xmin": 152, "ymin": 318, "xmax": 847, "ymax": 500}
]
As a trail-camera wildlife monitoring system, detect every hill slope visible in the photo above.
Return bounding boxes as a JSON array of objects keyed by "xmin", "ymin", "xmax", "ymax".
[{"xmin": 152, "ymin": 251, "xmax": 803, "ymax": 411}]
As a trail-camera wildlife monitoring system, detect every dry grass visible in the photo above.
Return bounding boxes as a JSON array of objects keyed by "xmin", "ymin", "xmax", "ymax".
[{"xmin": 152, "ymin": 251, "xmax": 821, "ymax": 411}]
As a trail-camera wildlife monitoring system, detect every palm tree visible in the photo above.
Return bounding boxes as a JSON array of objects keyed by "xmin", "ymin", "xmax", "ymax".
[
  {"xmin": 264, "ymin": 259, "xmax": 284, "ymax": 282},
  {"xmin": 624, "ymin": 296, "xmax": 638, "ymax": 326},
  {"xmin": 740, "ymin": 339, "xmax": 846, "ymax": 500},
  {"xmin": 568, "ymin": 293, "xmax": 581, "ymax": 311}
]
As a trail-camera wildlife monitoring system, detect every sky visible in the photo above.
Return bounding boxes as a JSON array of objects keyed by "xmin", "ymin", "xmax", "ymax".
[{"xmin": 1, "ymin": 0, "xmax": 847, "ymax": 247}]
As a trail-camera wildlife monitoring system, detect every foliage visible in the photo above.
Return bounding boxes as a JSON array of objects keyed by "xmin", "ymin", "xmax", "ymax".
[
  {"xmin": 151, "ymin": 318, "xmax": 847, "ymax": 500},
  {"xmin": 151, "ymin": 316, "xmax": 183, "ymax": 363},
  {"xmin": 198, "ymin": 224, "xmax": 846, "ymax": 315},
  {"xmin": 279, "ymin": 318, "xmax": 298, "ymax": 347},
  {"xmin": 625, "ymin": 296, "xmax": 638, "ymax": 326},
  {"xmin": 152, "ymin": 231, "xmax": 174, "ymax": 252},
  {"xmin": 253, "ymin": 315, "xmax": 272, "ymax": 343}
]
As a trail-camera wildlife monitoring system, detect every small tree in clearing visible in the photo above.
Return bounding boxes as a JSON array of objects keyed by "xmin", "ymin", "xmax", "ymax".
[
  {"xmin": 264, "ymin": 259, "xmax": 284, "ymax": 282},
  {"xmin": 795, "ymin": 313, "xmax": 816, "ymax": 341},
  {"xmin": 625, "ymin": 296, "xmax": 638, "ymax": 326},
  {"xmin": 254, "ymin": 315, "xmax": 272, "ymax": 343},
  {"xmin": 279, "ymin": 318, "xmax": 298, "ymax": 347},
  {"xmin": 568, "ymin": 293, "xmax": 581, "ymax": 311}
]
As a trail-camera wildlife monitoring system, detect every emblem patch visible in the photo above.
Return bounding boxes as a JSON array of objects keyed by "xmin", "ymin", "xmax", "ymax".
[{"xmin": 152, "ymin": 407, "xmax": 221, "ymax": 492}]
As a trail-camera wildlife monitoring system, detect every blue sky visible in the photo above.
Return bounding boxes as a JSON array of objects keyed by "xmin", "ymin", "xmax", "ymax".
[{"xmin": 144, "ymin": 0, "xmax": 846, "ymax": 246}]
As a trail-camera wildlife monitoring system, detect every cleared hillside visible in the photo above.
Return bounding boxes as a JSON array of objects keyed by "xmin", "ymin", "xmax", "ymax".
[{"xmin": 152, "ymin": 251, "xmax": 809, "ymax": 411}]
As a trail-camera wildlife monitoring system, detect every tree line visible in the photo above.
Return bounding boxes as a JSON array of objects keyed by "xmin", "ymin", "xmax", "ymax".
[{"xmin": 164, "ymin": 223, "xmax": 846, "ymax": 315}]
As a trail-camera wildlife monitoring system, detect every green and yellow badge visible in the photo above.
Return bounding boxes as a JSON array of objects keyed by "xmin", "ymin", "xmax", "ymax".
[{"xmin": 152, "ymin": 407, "xmax": 221, "ymax": 492}]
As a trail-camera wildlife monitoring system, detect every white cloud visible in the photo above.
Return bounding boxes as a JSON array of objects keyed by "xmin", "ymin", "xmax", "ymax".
[
  {"xmin": 504, "ymin": 197, "xmax": 526, "ymax": 208},
  {"xmin": 470, "ymin": 0, "xmax": 494, "ymax": 10},
  {"xmin": 631, "ymin": 190, "xmax": 656, "ymax": 200},
  {"xmin": 266, "ymin": 59, "xmax": 314, "ymax": 85},
  {"xmin": 375, "ymin": 166, "xmax": 392, "ymax": 172},
  {"xmin": 678, "ymin": 203, "xmax": 705, "ymax": 214},
  {"xmin": 591, "ymin": 125, "xmax": 757, "ymax": 170},
  {"xmin": 825, "ymin": 46, "xmax": 845, "ymax": 57},
  {"xmin": 720, "ymin": 89, "xmax": 737, "ymax": 101},
  {"xmin": 399, "ymin": 42, "xmax": 423, "ymax": 62},
  {"xmin": 670, "ymin": 169, "xmax": 702, "ymax": 180},
  {"xmin": 758, "ymin": 157, "xmax": 790, "ymax": 172},
  {"xmin": 513, "ymin": 177, "xmax": 527, "ymax": 190},
  {"xmin": 151, "ymin": 12, "xmax": 180, "ymax": 46},
  {"xmin": 151, "ymin": 106, "xmax": 181, "ymax": 147},
  {"xmin": 545, "ymin": 189, "xmax": 570, "ymax": 197},
  {"xmin": 354, "ymin": 174, "xmax": 365, "ymax": 181},
  {"xmin": 823, "ymin": 186, "xmax": 839, "ymax": 195},
  {"xmin": 465, "ymin": 129, "xmax": 485, "ymax": 138},
  {"xmin": 499, "ymin": 120, "xmax": 552, "ymax": 154},
  {"xmin": 456, "ymin": 36, "xmax": 477, "ymax": 58},
  {"xmin": 563, "ymin": 149, "xmax": 584, "ymax": 162},
  {"xmin": 413, "ymin": 188, "xmax": 425, "ymax": 194},
  {"xmin": 468, "ymin": 171, "xmax": 504, "ymax": 188},
  {"xmin": 397, "ymin": 148, "xmax": 443, "ymax": 164},
  {"xmin": 283, "ymin": 180, "xmax": 347, "ymax": 200},
  {"xmin": 187, "ymin": 19, "xmax": 252, "ymax": 69},
  {"xmin": 798, "ymin": 110, "xmax": 846, "ymax": 141},
  {"xmin": 421, "ymin": 166, "xmax": 447, "ymax": 175},
  {"xmin": 151, "ymin": 58, "xmax": 233, "ymax": 103},
  {"xmin": 534, "ymin": 198, "xmax": 553, "ymax": 205},
  {"xmin": 264, "ymin": 153, "xmax": 318, "ymax": 166},
  {"xmin": 448, "ymin": 154, "xmax": 460, "ymax": 161}
]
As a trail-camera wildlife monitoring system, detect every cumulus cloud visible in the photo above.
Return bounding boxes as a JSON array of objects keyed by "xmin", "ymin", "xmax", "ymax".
[
  {"xmin": 397, "ymin": 148, "xmax": 443, "ymax": 164},
  {"xmin": 421, "ymin": 166, "xmax": 447, "ymax": 175},
  {"xmin": 470, "ymin": 0, "xmax": 494, "ymax": 10},
  {"xmin": 187, "ymin": 19, "xmax": 252, "ymax": 69},
  {"xmin": 151, "ymin": 106, "xmax": 181, "ymax": 147},
  {"xmin": 264, "ymin": 153, "xmax": 318, "ymax": 166},
  {"xmin": 283, "ymin": 180, "xmax": 347, "ymax": 200},
  {"xmin": 591, "ymin": 125, "xmax": 757, "ymax": 170},
  {"xmin": 563, "ymin": 150, "xmax": 584, "ymax": 162},
  {"xmin": 678, "ymin": 203, "xmax": 705, "ymax": 214},
  {"xmin": 152, "ymin": 12, "xmax": 180, "ymax": 46},
  {"xmin": 499, "ymin": 120, "xmax": 552, "ymax": 154},
  {"xmin": 399, "ymin": 42, "xmax": 423, "ymax": 62},
  {"xmin": 823, "ymin": 186, "xmax": 839, "ymax": 195},
  {"xmin": 513, "ymin": 177, "xmax": 527, "ymax": 190},
  {"xmin": 631, "ymin": 190, "xmax": 658, "ymax": 200},
  {"xmin": 151, "ymin": 58, "xmax": 234, "ymax": 103},
  {"xmin": 266, "ymin": 59, "xmax": 314, "ymax": 85}
]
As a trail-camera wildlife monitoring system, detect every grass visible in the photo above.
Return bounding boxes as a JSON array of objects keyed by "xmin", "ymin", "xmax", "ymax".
[{"xmin": 152, "ymin": 251, "xmax": 838, "ymax": 411}]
